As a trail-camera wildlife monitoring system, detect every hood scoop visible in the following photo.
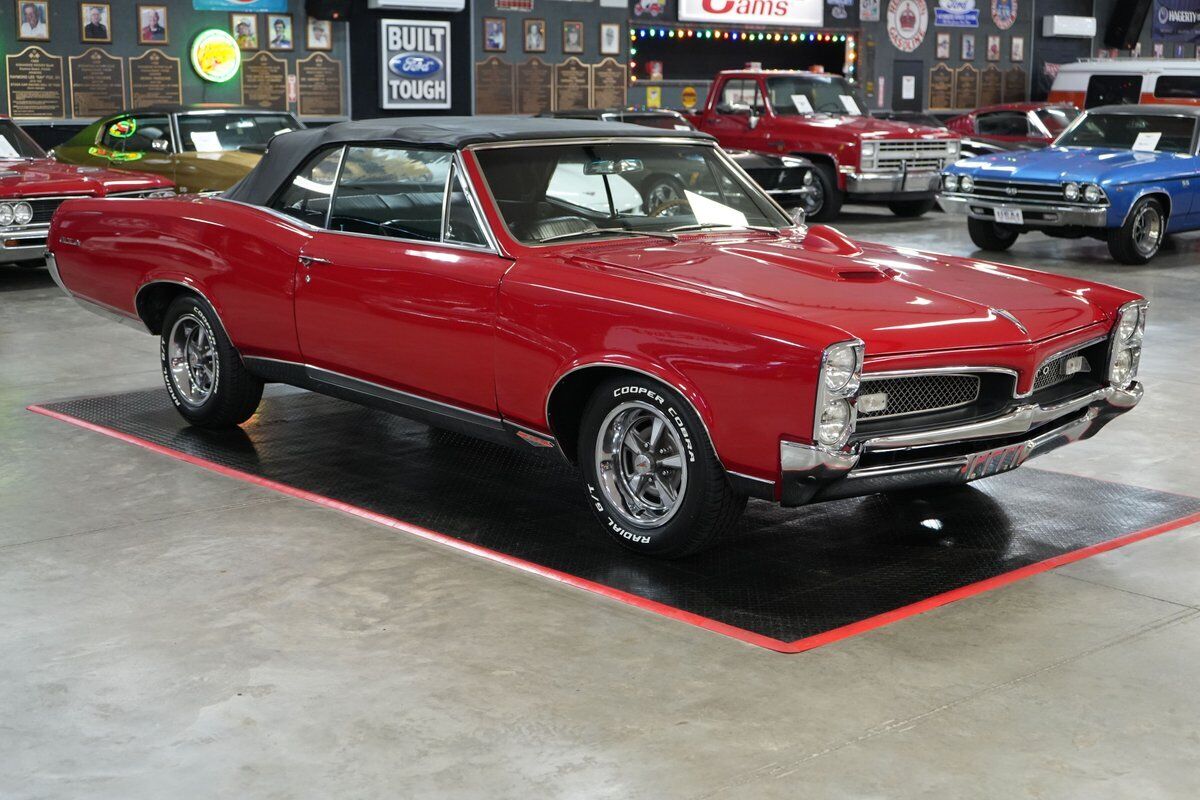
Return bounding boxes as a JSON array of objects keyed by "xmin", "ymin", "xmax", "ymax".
[{"xmin": 800, "ymin": 224, "xmax": 863, "ymax": 257}]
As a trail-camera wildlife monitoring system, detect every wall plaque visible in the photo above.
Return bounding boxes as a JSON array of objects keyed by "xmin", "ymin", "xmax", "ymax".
[
  {"xmin": 6, "ymin": 47, "xmax": 66, "ymax": 120},
  {"xmin": 980, "ymin": 65, "xmax": 1003, "ymax": 106},
  {"xmin": 129, "ymin": 50, "xmax": 182, "ymax": 108},
  {"xmin": 928, "ymin": 63, "xmax": 953, "ymax": 110},
  {"xmin": 69, "ymin": 48, "xmax": 126, "ymax": 119},
  {"xmin": 474, "ymin": 57, "xmax": 515, "ymax": 115},
  {"xmin": 297, "ymin": 53, "xmax": 344, "ymax": 117},
  {"xmin": 516, "ymin": 57, "xmax": 552, "ymax": 114},
  {"xmin": 1002, "ymin": 66, "xmax": 1027, "ymax": 103},
  {"xmin": 554, "ymin": 57, "xmax": 591, "ymax": 112},
  {"xmin": 591, "ymin": 58, "xmax": 627, "ymax": 110},
  {"xmin": 953, "ymin": 64, "xmax": 978, "ymax": 109},
  {"xmin": 241, "ymin": 51, "xmax": 289, "ymax": 111}
]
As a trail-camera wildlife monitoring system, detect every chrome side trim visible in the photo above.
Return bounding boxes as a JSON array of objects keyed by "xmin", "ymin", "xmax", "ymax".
[
  {"xmin": 304, "ymin": 364, "xmax": 505, "ymax": 427},
  {"xmin": 728, "ymin": 470, "xmax": 774, "ymax": 488},
  {"xmin": 862, "ymin": 365, "xmax": 1019, "ymax": 380},
  {"xmin": 465, "ymin": 135, "xmax": 712, "ymax": 151}
]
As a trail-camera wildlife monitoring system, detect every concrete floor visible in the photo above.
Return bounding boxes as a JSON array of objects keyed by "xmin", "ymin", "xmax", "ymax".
[{"xmin": 2, "ymin": 210, "xmax": 1198, "ymax": 799}]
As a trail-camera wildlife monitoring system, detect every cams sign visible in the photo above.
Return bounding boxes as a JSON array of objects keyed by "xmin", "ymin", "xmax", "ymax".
[
  {"xmin": 380, "ymin": 19, "xmax": 450, "ymax": 110},
  {"xmin": 678, "ymin": 0, "xmax": 824, "ymax": 27}
]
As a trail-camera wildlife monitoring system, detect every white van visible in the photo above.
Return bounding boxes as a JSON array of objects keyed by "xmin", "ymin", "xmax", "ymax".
[{"xmin": 1048, "ymin": 59, "xmax": 1200, "ymax": 109}]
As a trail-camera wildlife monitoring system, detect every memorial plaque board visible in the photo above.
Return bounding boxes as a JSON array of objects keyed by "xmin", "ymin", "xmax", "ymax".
[
  {"xmin": 980, "ymin": 65, "xmax": 1003, "ymax": 106},
  {"xmin": 554, "ymin": 57, "xmax": 591, "ymax": 112},
  {"xmin": 297, "ymin": 53, "xmax": 344, "ymax": 117},
  {"xmin": 929, "ymin": 63, "xmax": 953, "ymax": 110},
  {"xmin": 474, "ymin": 56, "xmax": 515, "ymax": 115},
  {"xmin": 591, "ymin": 58, "xmax": 627, "ymax": 110},
  {"xmin": 241, "ymin": 52, "xmax": 289, "ymax": 111},
  {"xmin": 1003, "ymin": 66, "xmax": 1027, "ymax": 103},
  {"xmin": 69, "ymin": 49, "xmax": 126, "ymax": 119},
  {"xmin": 129, "ymin": 50, "xmax": 181, "ymax": 108},
  {"xmin": 953, "ymin": 65, "xmax": 978, "ymax": 109},
  {"xmin": 6, "ymin": 47, "xmax": 66, "ymax": 120},
  {"xmin": 516, "ymin": 57, "xmax": 552, "ymax": 114}
]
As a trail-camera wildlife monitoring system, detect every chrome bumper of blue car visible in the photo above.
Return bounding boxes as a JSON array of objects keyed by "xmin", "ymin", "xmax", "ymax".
[{"xmin": 938, "ymin": 193, "xmax": 1108, "ymax": 227}]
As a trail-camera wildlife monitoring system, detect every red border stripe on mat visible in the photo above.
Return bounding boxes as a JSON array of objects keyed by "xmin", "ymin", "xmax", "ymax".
[{"xmin": 27, "ymin": 403, "xmax": 1200, "ymax": 654}]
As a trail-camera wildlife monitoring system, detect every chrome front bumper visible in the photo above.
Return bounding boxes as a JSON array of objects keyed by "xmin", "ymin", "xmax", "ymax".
[
  {"xmin": 845, "ymin": 170, "xmax": 940, "ymax": 195},
  {"xmin": 0, "ymin": 225, "xmax": 50, "ymax": 263},
  {"xmin": 938, "ymin": 194, "xmax": 1108, "ymax": 227},
  {"xmin": 779, "ymin": 382, "xmax": 1141, "ymax": 506}
]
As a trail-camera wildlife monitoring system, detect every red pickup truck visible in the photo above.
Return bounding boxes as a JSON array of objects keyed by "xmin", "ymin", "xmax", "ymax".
[{"xmin": 690, "ymin": 69, "xmax": 961, "ymax": 221}]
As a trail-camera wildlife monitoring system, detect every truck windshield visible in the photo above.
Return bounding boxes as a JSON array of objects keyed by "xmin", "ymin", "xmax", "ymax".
[
  {"xmin": 765, "ymin": 75, "xmax": 866, "ymax": 116},
  {"xmin": 0, "ymin": 120, "xmax": 47, "ymax": 159},
  {"xmin": 475, "ymin": 141, "xmax": 790, "ymax": 244},
  {"xmin": 1056, "ymin": 113, "xmax": 1196, "ymax": 154},
  {"xmin": 177, "ymin": 113, "xmax": 300, "ymax": 153}
]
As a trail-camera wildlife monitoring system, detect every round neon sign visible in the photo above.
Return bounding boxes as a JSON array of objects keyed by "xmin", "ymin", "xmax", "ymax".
[{"xmin": 191, "ymin": 29, "xmax": 241, "ymax": 83}]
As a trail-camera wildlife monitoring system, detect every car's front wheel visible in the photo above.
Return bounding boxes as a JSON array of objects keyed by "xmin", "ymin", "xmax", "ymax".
[
  {"xmin": 1108, "ymin": 197, "xmax": 1165, "ymax": 264},
  {"xmin": 160, "ymin": 294, "xmax": 263, "ymax": 428},
  {"xmin": 967, "ymin": 217, "xmax": 1020, "ymax": 251},
  {"xmin": 806, "ymin": 162, "xmax": 843, "ymax": 222},
  {"xmin": 578, "ymin": 376, "xmax": 745, "ymax": 558}
]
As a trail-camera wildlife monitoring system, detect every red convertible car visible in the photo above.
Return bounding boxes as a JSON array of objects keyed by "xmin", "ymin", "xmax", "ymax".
[
  {"xmin": 0, "ymin": 116, "xmax": 174, "ymax": 266},
  {"xmin": 47, "ymin": 119, "xmax": 1147, "ymax": 557}
]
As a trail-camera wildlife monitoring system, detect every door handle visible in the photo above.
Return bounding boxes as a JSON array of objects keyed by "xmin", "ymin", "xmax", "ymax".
[{"xmin": 299, "ymin": 255, "xmax": 331, "ymax": 267}]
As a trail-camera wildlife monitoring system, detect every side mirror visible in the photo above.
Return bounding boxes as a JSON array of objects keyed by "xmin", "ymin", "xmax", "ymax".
[{"xmin": 748, "ymin": 112, "xmax": 760, "ymax": 130}]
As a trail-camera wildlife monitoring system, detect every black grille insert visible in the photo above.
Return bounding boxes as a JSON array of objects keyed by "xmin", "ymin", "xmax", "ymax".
[{"xmin": 858, "ymin": 374, "xmax": 981, "ymax": 420}]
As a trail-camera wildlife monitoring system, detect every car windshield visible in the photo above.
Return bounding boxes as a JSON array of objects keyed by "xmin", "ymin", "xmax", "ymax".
[
  {"xmin": 1035, "ymin": 106, "xmax": 1079, "ymax": 133},
  {"xmin": 474, "ymin": 142, "xmax": 790, "ymax": 244},
  {"xmin": 0, "ymin": 120, "xmax": 46, "ymax": 159},
  {"xmin": 1056, "ymin": 113, "xmax": 1195, "ymax": 153},
  {"xmin": 765, "ymin": 75, "xmax": 866, "ymax": 116},
  {"xmin": 177, "ymin": 113, "xmax": 299, "ymax": 153}
]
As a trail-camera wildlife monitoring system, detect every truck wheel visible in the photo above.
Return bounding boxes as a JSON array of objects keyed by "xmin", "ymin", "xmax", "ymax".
[
  {"xmin": 806, "ymin": 162, "xmax": 843, "ymax": 222},
  {"xmin": 887, "ymin": 198, "xmax": 936, "ymax": 217},
  {"xmin": 1108, "ymin": 197, "xmax": 1165, "ymax": 265},
  {"xmin": 967, "ymin": 217, "xmax": 1020, "ymax": 251},
  {"xmin": 160, "ymin": 294, "xmax": 263, "ymax": 428},
  {"xmin": 578, "ymin": 375, "xmax": 745, "ymax": 558}
]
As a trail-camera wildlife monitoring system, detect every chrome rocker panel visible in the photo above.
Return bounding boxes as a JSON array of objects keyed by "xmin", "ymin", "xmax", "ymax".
[{"xmin": 938, "ymin": 193, "xmax": 1108, "ymax": 227}]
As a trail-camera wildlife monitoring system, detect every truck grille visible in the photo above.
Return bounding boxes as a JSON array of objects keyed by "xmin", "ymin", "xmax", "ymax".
[
  {"xmin": 858, "ymin": 374, "xmax": 981, "ymax": 420},
  {"xmin": 874, "ymin": 140, "xmax": 953, "ymax": 172}
]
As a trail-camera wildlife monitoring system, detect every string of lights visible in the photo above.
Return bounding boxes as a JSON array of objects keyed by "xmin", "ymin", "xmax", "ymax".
[{"xmin": 628, "ymin": 26, "xmax": 858, "ymax": 82}]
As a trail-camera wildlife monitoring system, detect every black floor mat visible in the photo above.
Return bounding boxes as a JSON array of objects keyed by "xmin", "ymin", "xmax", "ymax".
[{"xmin": 32, "ymin": 386, "xmax": 1200, "ymax": 652}]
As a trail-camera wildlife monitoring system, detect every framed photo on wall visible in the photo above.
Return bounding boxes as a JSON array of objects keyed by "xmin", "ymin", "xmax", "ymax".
[
  {"xmin": 936, "ymin": 32, "xmax": 950, "ymax": 60},
  {"xmin": 600, "ymin": 22, "xmax": 621, "ymax": 55},
  {"xmin": 267, "ymin": 13, "xmax": 293, "ymax": 51},
  {"xmin": 961, "ymin": 34, "xmax": 975, "ymax": 61},
  {"xmin": 523, "ymin": 18, "xmax": 545, "ymax": 53},
  {"xmin": 1010, "ymin": 36, "xmax": 1024, "ymax": 62},
  {"xmin": 563, "ymin": 20, "xmax": 583, "ymax": 54},
  {"xmin": 137, "ymin": 4, "xmax": 168, "ymax": 45},
  {"xmin": 986, "ymin": 35, "xmax": 1000, "ymax": 61},
  {"xmin": 81, "ymin": 3, "xmax": 111, "ymax": 43},
  {"xmin": 306, "ymin": 17, "xmax": 331, "ymax": 51},
  {"xmin": 231, "ymin": 13, "xmax": 257, "ymax": 50},
  {"xmin": 16, "ymin": 0, "xmax": 51, "ymax": 41},
  {"xmin": 483, "ymin": 17, "xmax": 505, "ymax": 52}
]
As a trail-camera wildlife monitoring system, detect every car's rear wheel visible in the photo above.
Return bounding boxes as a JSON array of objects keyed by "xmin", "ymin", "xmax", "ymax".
[
  {"xmin": 806, "ymin": 162, "xmax": 843, "ymax": 222},
  {"xmin": 1108, "ymin": 197, "xmax": 1165, "ymax": 265},
  {"xmin": 967, "ymin": 217, "xmax": 1020, "ymax": 251},
  {"xmin": 160, "ymin": 294, "xmax": 263, "ymax": 428},
  {"xmin": 887, "ymin": 198, "xmax": 936, "ymax": 217},
  {"xmin": 578, "ymin": 375, "xmax": 745, "ymax": 558}
]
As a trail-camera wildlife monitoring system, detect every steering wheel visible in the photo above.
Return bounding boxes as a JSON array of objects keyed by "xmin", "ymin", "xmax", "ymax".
[{"xmin": 648, "ymin": 200, "xmax": 689, "ymax": 217}]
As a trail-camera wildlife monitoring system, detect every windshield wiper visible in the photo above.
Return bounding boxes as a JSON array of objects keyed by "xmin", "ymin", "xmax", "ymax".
[
  {"xmin": 666, "ymin": 222, "xmax": 783, "ymax": 235},
  {"xmin": 538, "ymin": 228, "xmax": 677, "ymax": 244}
]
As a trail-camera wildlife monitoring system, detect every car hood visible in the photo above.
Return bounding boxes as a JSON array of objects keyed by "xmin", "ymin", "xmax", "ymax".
[
  {"xmin": 0, "ymin": 157, "xmax": 171, "ymax": 197},
  {"xmin": 951, "ymin": 146, "xmax": 1190, "ymax": 184},
  {"xmin": 574, "ymin": 230, "xmax": 1110, "ymax": 356},
  {"xmin": 773, "ymin": 115, "xmax": 955, "ymax": 141}
]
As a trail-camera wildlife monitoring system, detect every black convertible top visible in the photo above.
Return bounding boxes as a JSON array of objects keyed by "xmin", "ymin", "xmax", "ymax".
[{"xmin": 225, "ymin": 115, "xmax": 712, "ymax": 205}]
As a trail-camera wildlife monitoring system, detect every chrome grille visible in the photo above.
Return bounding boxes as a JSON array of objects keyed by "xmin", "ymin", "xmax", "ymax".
[
  {"xmin": 858, "ymin": 374, "xmax": 981, "ymax": 420},
  {"xmin": 874, "ymin": 140, "xmax": 954, "ymax": 172},
  {"xmin": 961, "ymin": 179, "xmax": 1082, "ymax": 206},
  {"xmin": 1033, "ymin": 351, "xmax": 1091, "ymax": 392}
]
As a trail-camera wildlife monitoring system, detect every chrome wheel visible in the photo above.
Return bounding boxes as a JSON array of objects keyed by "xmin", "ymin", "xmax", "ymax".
[
  {"xmin": 797, "ymin": 174, "xmax": 824, "ymax": 217},
  {"xmin": 167, "ymin": 313, "xmax": 217, "ymax": 406},
  {"xmin": 594, "ymin": 401, "xmax": 688, "ymax": 528},
  {"xmin": 1132, "ymin": 204, "xmax": 1163, "ymax": 257}
]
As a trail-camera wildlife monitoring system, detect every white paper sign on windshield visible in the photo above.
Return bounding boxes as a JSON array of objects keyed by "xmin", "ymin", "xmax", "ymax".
[
  {"xmin": 189, "ymin": 131, "xmax": 222, "ymax": 151},
  {"xmin": 839, "ymin": 94, "xmax": 861, "ymax": 115},
  {"xmin": 790, "ymin": 94, "xmax": 814, "ymax": 114},
  {"xmin": 685, "ymin": 189, "xmax": 748, "ymax": 228},
  {"xmin": 1131, "ymin": 131, "xmax": 1161, "ymax": 152},
  {"xmin": 0, "ymin": 135, "xmax": 20, "ymax": 158}
]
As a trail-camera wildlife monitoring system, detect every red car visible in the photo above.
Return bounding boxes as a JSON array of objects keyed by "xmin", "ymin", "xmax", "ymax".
[
  {"xmin": 0, "ymin": 116, "xmax": 174, "ymax": 266},
  {"xmin": 689, "ymin": 69, "xmax": 961, "ymax": 221},
  {"xmin": 47, "ymin": 119, "xmax": 1146, "ymax": 557},
  {"xmin": 946, "ymin": 102, "xmax": 1080, "ymax": 148}
]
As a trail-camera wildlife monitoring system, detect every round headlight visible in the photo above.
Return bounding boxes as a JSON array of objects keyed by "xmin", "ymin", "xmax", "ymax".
[
  {"xmin": 1064, "ymin": 182, "xmax": 1080, "ymax": 201},
  {"xmin": 817, "ymin": 398, "xmax": 852, "ymax": 447},
  {"xmin": 823, "ymin": 345, "xmax": 860, "ymax": 393},
  {"xmin": 0, "ymin": 204, "xmax": 14, "ymax": 226},
  {"xmin": 1117, "ymin": 310, "xmax": 1140, "ymax": 343},
  {"xmin": 12, "ymin": 202, "xmax": 32, "ymax": 225},
  {"xmin": 1110, "ymin": 348, "xmax": 1134, "ymax": 386},
  {"xmin": 1083, "ymin": 184, "xmax": 1102, "ymax": 203},
  {"xmin": 943, "ymin": 174, "xmax": 959, "ymax": 192},
  {"xmin": 959, "ymin": 175, "xmax": 974, "ymax": 193},
  {"xmin": 802, "ymin": 169, "xmax": 814, "ymax": 186}
]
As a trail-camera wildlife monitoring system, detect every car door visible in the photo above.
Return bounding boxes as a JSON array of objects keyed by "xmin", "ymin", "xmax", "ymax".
[
  {"xmin": 292, "ymin": 144, "xmax": 510, "ymax": 418},
  {"xmin": 703, "ymin": 79, "xmax": 766, "ymax": 152},
  {"xmin": 89, "ymin": 113, "xmax": 176, "ymax": 184}
]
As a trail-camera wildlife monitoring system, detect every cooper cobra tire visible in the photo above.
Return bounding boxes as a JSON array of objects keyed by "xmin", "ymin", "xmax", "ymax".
[
  {"xmin": 578, "ymin": 375, "xmax": 746, "ymax": 558},
  {"xmin": 967, "ymin": 216, "xmax": 1020, "ymax": 251},
  {"xmin": 1107, "ymin": 197, "xmax": 1165, "ymax": 265},
  {"xmin": 160, "ymin": 294, "xmax": 263, "ymax": 428},
  {"xmin": 806, "ymin": 162, "xmax": 843, "ymax": 222},
  {"xmin": 887, "ymin": 198, "xmax": 937, "ymax": 217}
]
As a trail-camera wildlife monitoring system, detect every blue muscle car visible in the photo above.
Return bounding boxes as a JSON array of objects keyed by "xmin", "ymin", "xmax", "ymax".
[{"xmin": 938, "ymin": 105, "xmax": 1200, "ymax": 264}]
